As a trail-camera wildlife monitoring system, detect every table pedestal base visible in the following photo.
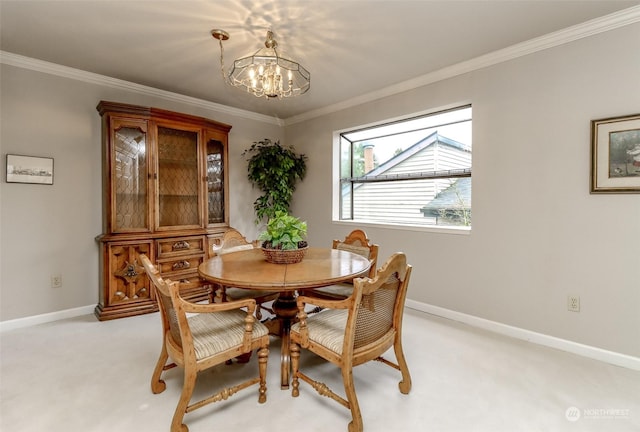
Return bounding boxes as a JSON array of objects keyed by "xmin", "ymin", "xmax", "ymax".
[{"xmin": 264, "ymin": 291, "xmax": 298, "ymax": 389}]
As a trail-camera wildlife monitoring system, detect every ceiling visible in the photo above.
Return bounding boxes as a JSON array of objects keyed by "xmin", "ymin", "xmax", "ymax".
[{"xmin": 1, "ymin": 1, "xmax": 638, "ymax": 121}]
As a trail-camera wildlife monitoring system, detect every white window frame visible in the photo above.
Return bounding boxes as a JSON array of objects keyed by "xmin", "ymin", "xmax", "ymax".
[{"xmin": 332, "ymin": 105, "xmax": 472, "ymax": 234}]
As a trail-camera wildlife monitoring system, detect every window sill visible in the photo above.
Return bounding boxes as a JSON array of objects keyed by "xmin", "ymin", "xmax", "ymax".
[{"xmin": 332, "ymin": 219, "xmax": 471, "ymax": 235}]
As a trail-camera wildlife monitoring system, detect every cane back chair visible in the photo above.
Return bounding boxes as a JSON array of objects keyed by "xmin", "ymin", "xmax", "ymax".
[
  {"xmin": 211, "ymin": 228, "xmax": 278, "ymax": 319},
  {"xmin": 300, "ymin": 229, "xmax": 378, "ymax": 301},
  {"xmin": 140, "ymin": 254, "xmax": 269, "ymax": 432},
  {"xmin": 290, "ymin": 252, "xmax": 412, "ymax": 432}
]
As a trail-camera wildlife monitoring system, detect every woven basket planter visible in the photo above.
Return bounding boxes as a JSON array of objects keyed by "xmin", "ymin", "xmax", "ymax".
[{"xmin": 261, "ymin": 246, "xmax": 308, "ymax": 264}]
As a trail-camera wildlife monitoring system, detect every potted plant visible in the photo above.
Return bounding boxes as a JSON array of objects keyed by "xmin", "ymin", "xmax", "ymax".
[
  {"xmin": 258, "ymin": 211, "xmax": 308, "ymax": 264},
  {"xmin": 242, "ymin": 139, "xmax": 307, "ymax": 224}
]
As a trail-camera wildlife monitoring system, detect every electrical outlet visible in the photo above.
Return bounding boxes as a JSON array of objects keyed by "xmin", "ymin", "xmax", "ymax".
[
  {"xmin": 567, "ymin": 295, "xmax": 580, "ymax": 312},
  {"xmin": 51, "ymin": 274, "xmax": 62, "ymax": 288}
]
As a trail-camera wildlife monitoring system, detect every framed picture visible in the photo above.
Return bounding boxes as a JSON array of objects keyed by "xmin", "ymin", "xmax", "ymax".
[
  {"xmin": 591, "ymin": 114, "xmax": 640, "ymax": 193},
  {"xmin": 6, "ymin": 154, "xmax": 54, "ymax": 185}
]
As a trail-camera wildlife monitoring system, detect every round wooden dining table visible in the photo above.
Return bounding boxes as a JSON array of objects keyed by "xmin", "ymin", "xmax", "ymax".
[{"xmin": 198, "ymin": 247, "xmax": 371, "ymax": 389}]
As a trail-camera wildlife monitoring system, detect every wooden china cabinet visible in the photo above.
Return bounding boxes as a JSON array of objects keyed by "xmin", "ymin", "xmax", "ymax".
[{"xmin": 95, "ymin": 101, "xmax": 231, "ymax": 320}]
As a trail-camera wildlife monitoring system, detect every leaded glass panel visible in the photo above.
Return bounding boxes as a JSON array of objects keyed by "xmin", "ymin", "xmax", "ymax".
[
  {"xmin": 207, "ymin": 140, "xmax": 225, "ymax": 224},
  {"xmin": 157, "ymin": 127, "xmax": 200, "ymax": 228},
  {"xmin": 114, "ymin": 126, "xmax": 148, "ymax": 231}
]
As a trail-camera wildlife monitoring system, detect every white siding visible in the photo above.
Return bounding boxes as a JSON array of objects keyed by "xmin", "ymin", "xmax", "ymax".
[{"xmin": 351, "ymin": 142, "xmax": 471, "ymax": 225}]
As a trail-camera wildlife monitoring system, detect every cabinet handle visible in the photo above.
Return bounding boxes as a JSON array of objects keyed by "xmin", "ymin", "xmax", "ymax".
[
  {"xmin": 172, "ymin": 260, "xmax": 190, "ymax": 270},
  {"xmin": 172, "ymin": 240, "xmax": 190, "ymax": 251}
]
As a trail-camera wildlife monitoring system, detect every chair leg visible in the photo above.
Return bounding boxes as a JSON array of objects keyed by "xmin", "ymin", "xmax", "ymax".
[
  {"xmin": 290, "ymin": 342, "xmax": 300, "ymax": 397},
  {"xmin": 171, "ymin": 368, "xmax": 196, "ymax": 432},
  {"xmin": 257, "ymin": 345, "xmax": 269, "ymax": 403},
  {"xmin": 151, "ymin": 340, "xmax": 169, "ymax": 394},
  {"xmin": 342, "ymin": 366, "xmax": 363, "ymax": 432},
  {"xmin": 394, "ymin": 338, "xmax": 412, "ymax": 394}
]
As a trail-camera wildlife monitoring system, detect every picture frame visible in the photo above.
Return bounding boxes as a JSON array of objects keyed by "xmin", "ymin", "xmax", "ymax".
[
  {"xmin": 6, "ymin": 154, "xmax": 54, "ymax": 185},
  {"xmin": 590, "ymin": 113, "xmax": 640, "ymax": 193}
]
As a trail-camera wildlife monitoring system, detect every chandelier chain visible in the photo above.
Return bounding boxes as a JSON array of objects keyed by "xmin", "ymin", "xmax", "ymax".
[{"xmin": 217, "ymin": 38, "xmax": 228, "ymax": 85}]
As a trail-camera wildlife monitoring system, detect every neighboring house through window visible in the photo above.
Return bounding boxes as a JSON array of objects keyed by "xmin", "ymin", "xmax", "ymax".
[{"xmin": 336, "ymin": 105, "xmax": 472, "ymax": 229}]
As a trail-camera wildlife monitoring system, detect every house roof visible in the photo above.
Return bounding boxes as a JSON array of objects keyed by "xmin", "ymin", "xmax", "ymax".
[
  {"xmin": 365, "ymin": 131, "xmax": 471, "ymax": 178},
  {"xmin": 420, "ymin": 177, "xmax": 472, "ymax": 215}
]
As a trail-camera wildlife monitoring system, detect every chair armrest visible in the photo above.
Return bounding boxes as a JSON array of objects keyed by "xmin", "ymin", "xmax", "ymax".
[
  {"xmin": 296, "ymin": 295, "xmax": 351, "ymax": 310},
  {"xmin": 178, "ymin": 296, "xmax": 257, "ymax": 316}
]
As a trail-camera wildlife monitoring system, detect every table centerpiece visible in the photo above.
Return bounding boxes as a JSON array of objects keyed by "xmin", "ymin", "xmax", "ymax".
[{"xmin": 258, "ymin": 211, "xmax": 308, "ymax": 264}]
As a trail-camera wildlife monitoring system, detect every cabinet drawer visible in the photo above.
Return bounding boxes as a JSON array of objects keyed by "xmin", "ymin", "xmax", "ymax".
[
  {"xmin": 156, "ymin": 255, "xmax": 204, "ymax": 276},
  {"xmin": 156, "ymin": 236, "xmax": 205, "ymax": 258}
]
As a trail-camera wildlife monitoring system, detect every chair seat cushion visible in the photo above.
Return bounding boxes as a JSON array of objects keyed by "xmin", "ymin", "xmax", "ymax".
[
  {"xmin": 225, "ymin": 287, "xmax": 277, "ymax": 301},
  {"xmin": 291, "ymin": 308, "xmax": 348, "ymax": 354},
  {"xmin": 309, "ymin": 283, "xmax": 353, "ymax": 298},
  {"xmin": 188, "ymin": 310, "xmax": 269, "ymax": 360}
]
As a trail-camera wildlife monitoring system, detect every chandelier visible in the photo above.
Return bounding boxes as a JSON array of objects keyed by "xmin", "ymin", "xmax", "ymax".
[{"xmin": 211, "ymin": 29, "xmax": 310, "ymax": 99}]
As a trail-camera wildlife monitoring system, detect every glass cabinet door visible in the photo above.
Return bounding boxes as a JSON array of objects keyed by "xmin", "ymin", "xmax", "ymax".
[
  {"xmin": 206, "ymin": 139, "xmax": 225, "ymax": 225},
  {"xmin": 112, "ymin": 119, "xmax": 149, "ymax": 233},
  {"xmin": 156, "ymin": 125, "xmax": 202, "ymax": 230}
]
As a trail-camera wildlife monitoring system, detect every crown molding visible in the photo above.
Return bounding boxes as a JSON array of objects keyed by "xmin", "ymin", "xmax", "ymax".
[
  {"xmin": 284, "ymin": 5, "xmax": 640, "ymax": 126},
  {"xmin": 2, "ymin": 5, "xmax": 638, "ymax": 128},
  {"xmin": 0, "ymin": 51, "xmax": 283, "ymax": 126}
]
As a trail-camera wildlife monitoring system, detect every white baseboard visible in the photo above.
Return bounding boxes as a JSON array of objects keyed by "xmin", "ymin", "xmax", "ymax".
[
  {"xmin": 0, "ymin": 305, "xmax": 95, "ymax": 332},
  {"xmin": 406, "ymin": 300, "xmax": 640, "ymax": 371},
  {"xmin": 3, "ymin": 301, "xmax": 639, "ymax": 371}
]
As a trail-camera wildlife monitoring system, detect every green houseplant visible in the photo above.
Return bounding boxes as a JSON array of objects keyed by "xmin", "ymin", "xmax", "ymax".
[
  {"xmin": 243, "ymin": 139, "xmax": 307, "ymax": 224},
  {"xmin": 258, "ymin": 211, "xmax": 308, "ymax": 263},
  {"xmin": 258, "ymin": 211, "xmax": 308, "ymax": 250}
]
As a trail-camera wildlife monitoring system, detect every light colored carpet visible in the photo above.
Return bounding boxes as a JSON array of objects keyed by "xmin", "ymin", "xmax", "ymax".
[{"xmin": 1, "ymin": 308, "xmax": 639, "ymax": 432}]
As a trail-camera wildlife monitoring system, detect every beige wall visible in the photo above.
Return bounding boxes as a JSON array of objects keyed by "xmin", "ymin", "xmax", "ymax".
[
  {"xmin": 0, "ymin": 65, "xmax": 281, "ymax": 321},
  {"xmin": 285, "ymin": 23, "xmax": 640, "ymax": 357},
  {"xmin": 1, "ymin": 22, "xmax": 638, "ymax": 359}
]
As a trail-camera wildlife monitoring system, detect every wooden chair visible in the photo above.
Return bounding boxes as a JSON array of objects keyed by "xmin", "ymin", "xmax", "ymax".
[
  {"xmin": 211, "ymin": 228, "xmax": 279, "ymax": 320},
  {"xmin": 290, "ymin": 252, "xmax": 412, "ymax": 432},
  {"xmin": 300, "ymin": 229, "xmax": 379, "ymax": 301},
  {"xmin": 140, "ymin": 254, "xmax": 269, "ymax": 432}
]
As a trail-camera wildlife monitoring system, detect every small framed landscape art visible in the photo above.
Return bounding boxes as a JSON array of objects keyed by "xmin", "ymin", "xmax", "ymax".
[
  {"xmin": 6, "ymin": 154, "xmax": 54, "ymax": 185},
  {"xmin": 591, "ymin": 113, "xmax": 640, "ymax": 193}
]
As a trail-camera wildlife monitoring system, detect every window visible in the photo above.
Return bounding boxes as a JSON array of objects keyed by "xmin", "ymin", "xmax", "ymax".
[{"xmin": 337, "ymin": 105, "xmax": 472, "ymax": 229}]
